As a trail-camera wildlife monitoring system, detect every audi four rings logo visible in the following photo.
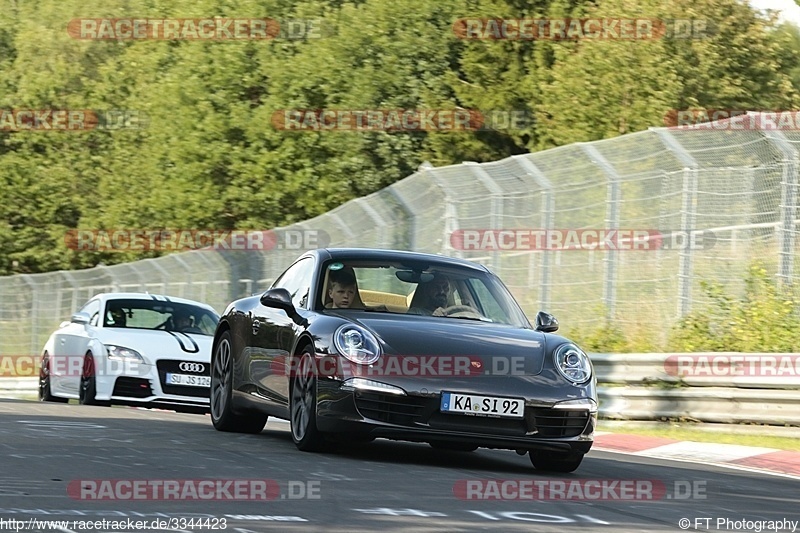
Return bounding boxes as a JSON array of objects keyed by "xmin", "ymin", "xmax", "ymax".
[{"xmin": 179, "ymin": 362, "xmax": 205, "ymax": 373}]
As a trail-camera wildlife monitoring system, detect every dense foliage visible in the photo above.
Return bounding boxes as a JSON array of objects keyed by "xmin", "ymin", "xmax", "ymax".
[
  {"xmin": 667, "ymin": 264, "xmax": 800, "ymax": 352},
  {"xmin": 1, "ymin": 0, "xmax": 799, "ymax": 274}
]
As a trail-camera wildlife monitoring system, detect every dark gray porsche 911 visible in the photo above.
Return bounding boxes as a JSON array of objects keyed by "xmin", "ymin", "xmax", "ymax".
[{"xmin": 209, "ymin": 248, "xmax": 597, "ymax": 472}]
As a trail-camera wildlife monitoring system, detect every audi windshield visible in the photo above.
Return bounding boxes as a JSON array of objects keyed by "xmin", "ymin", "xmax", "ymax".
[{"xmin": 103, "ymin": 299, "xmax": 220, "ymax": 335}]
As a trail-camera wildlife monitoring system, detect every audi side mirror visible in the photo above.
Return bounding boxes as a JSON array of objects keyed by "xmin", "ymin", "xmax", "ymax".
[{"xmin": 71, "ymin": 312, "xmax": 91, "ymax": 325}]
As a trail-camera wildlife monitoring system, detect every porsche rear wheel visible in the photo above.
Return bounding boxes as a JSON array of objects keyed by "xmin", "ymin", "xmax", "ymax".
[
  {"xmin": 290, "ymin": 349, "xmax": 330, "ymax": 452},
  {"xmin": 529, "ymin": 450, "xmax": 584, "ymax": 473},
  {"xmin": 210, "ymin": 331, "xmax": 268, "ymax": 433},
  {"xmin": 38, "ymin": 353, "xmax": 67, "ymax": 403},
  {"xmin": 79, "ymin": 353, "xmax": 109, "ymax": 406}
]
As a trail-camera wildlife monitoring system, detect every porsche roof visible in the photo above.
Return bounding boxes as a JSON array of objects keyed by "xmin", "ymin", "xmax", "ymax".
[{"xmin": 309, "ymin": 248, "xmax": 491, "ymax": 273}]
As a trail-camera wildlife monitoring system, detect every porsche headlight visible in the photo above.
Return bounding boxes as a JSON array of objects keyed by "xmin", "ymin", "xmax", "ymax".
[
  {"xmin": 554, "ymin": 343, "xmax": 591, "ymax": 384},
  {"xmin": 334, "ymin": 325, "xmax": 381, "ymax": 365},
  {"xmin": 105, "ymin": 345, "xmax": 144, "ymax": 363}
]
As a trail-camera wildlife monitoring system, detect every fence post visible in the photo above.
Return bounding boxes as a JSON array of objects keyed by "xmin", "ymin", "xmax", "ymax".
[
  {"xmin": 387, "ymin": 186, "xmax": 416, "ymax": 251},
  {"xmin": 757, "ymin": 125, "xmax": 798, "ymax": 288},
  {"xmin": 652, "ymin": 128, "xmax": 700, "ymax": 317},
  {"xmin": 355, "ymin": 197, "xmax": 389, "ymax": 249},
  {"xmin": 580, "ymin": 144, "xmax": 621, "ymax": 320},
  {"xmin": 464, "ymin": 162, "xmax": 504, "ymax": 271},
  {"xmin": 96, "ymin": 264, "xmax": 120, "ymax": 292},
  {"xmin": 330, "ymin": 212, "xmax": 356, "ymax": 245},
  {"xmin": 19, "ymin": 274, "xmax": 38, "ymax": 356},
  {"xmin": 513, "ymin": 155, "xmax": 554, "ymax": 309}
]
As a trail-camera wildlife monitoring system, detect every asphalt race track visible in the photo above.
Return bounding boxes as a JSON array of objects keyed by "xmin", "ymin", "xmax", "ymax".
[{"xmin": 0, "ymin": 399, "xmax": 797, "ymax": 532}]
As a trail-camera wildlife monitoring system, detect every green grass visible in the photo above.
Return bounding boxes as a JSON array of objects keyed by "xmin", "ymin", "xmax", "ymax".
[{"xmin": 599, "ymin": 420, "xmax": 800, "ymax": 451}]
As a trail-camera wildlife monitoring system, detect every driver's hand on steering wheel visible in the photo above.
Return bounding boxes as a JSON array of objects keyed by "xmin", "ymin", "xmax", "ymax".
[{"xmin": 432, "ymin": 307, "xmax": 447, "ymax": 317}]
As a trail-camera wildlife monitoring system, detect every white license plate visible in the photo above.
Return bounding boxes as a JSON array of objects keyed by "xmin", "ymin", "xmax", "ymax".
[
  {"xmin": 440, "ymin": 392, "xmax": 525, "ymax": 419},
  {"xmin": 166, "ymin": 373, "xmax": 210, "ymax": 387}
]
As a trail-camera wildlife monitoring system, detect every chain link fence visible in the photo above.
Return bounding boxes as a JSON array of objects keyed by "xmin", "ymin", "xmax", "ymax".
[{"xmin": 1, "ymin": 112, "xmax": 798, "ymax": 355}]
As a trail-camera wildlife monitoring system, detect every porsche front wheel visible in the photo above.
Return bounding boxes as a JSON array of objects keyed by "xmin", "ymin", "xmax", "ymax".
[
  {"xmin": 210, "ymin": 331, "xmax": 268, "ymax": 433},
  {"xmin": 290, "ymin": 349, "xmax": 330, "ymax": 452}
]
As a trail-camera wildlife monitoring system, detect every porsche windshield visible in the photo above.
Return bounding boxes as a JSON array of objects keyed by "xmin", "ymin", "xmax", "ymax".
[
  {"xmin": 319, "ymin": 260, "xmax": 530, "ymax": 327},
  {"xmin": 103, "ymin": 299, "xmax": 220, "ymax": 335}
]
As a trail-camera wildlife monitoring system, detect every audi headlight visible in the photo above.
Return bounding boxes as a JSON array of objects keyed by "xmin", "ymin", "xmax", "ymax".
[
  {"xmin": 554, "ymin": 343, "xmax": 592, "ymax": 384},
  {"xmin": 105, "ymin": 345, "xmax": 144, "ymax": 363},
  {"xmin": 333, "ymin": 325, "xmax": 381, "ymax": 365}
]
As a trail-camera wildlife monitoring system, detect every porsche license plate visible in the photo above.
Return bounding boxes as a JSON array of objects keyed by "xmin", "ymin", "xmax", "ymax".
[
  {"xmin": 440, "ymin": 392, "xmax": 524, "ymax": 419},
  {"xmin": 166, "ymin": 373, "xmax": 210, "ymax": 387}
]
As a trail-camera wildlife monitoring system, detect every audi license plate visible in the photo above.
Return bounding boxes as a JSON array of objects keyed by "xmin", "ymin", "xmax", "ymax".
[
  {"xmin": 440, "ymin": 392, "xmax": 524, "ymax": 419},
  {"xmin": 166, "ymin": 373, "xmax": 210, "ymax": 387}
]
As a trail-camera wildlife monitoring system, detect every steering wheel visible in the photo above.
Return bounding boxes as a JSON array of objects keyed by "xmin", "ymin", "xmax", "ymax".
[{"xmin": 437, "ymin": 305, "xmax": 486, "ymax": 319}]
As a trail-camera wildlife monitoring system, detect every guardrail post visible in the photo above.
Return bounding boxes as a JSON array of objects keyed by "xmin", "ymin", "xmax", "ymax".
[
  {"xmin": 652, "ymin": 128, "xmax": 700, "ymax": 317},
  {"xmin": 757, "ymin": 124, "xmax": 799, "ymax": 288},
  {"xmin": 580, "ymin": 144, "xmax": 621, "ymax": 320},
  {"xmin": 513, "ymin": 155, "xmax": 554, "ymax": 310}
]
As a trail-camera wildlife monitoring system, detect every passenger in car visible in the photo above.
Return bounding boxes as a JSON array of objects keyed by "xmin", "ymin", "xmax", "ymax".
[{"xmin": 327, "ymin": 269, "xmax": 360, "ymax": 309}]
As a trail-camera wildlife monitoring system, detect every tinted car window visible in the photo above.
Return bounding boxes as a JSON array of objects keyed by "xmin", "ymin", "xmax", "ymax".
[
  {"xmin": 102, "ymin": 299, "xmax": 220, "ymax": 335},
  {"xmin": 79, "ymin": 299, "xmax": 101, "ymax": 326},
  {"xmin": 318, "ymin": 259, "xmax": 530, "ymax": 327},
  {"xmin": 272, "ymin": 257, "xmax": 315, "ymax": 309}
]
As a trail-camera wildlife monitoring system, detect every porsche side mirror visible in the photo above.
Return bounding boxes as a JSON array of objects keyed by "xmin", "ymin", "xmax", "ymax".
[
  {"xmin": 70, "ymin": 312, "xmax": 91, "ymax": 325},
  {"xmin": 534, "ymin": 311, "xmax": 559, "ymax": 333},
  {"xmin": 261, "ymin": 288, "xmax": 298, "ymax": 316},
  {"xmin": 260, "ymin": 288, "xmax": 309, "ymax": 327}
]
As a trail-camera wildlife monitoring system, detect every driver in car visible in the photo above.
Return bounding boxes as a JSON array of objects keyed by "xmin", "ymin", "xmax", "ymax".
[
  {"xmin": 407, "ymin": 274, "xmax": 452, "ymax": 316},
  {"xmin": 171, "ymin": 310, "xmax": 193, "ymax": 331}
]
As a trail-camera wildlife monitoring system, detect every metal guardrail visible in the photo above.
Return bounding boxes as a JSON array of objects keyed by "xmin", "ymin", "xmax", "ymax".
[
  {"xmin": 593, "ymin": 352, "xmax": 800, "ymax": 425},
  {"xmin": 2, "ymin": 353, "xmax": 798, "ymax": 425},
  {"xmin": 598, "ymin": 386, "xmax": 800, "ymax": 425},
  {"xmin": 0, "ymin": 378, "xmax": 36, "ymax": 395},
  {"xmin": 591, "ymin": 352, "xmax": 800, "ymax": 389}
]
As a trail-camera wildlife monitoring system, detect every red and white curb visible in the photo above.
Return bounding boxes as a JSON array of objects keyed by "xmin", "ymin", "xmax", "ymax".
[{"xmin": 593, "ymin": 432, "xmax": 800, "ymax": 478}]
